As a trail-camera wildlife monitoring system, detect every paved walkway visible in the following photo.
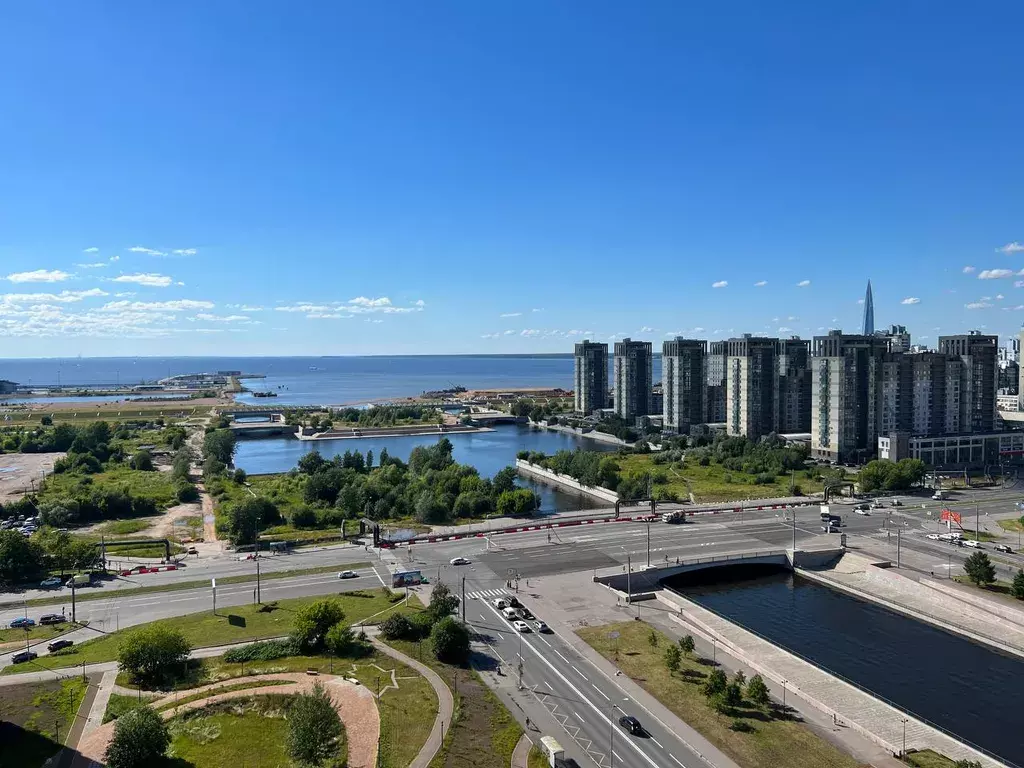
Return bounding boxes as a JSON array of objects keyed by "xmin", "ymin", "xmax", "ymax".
[
  {"xmin": 75, "ymin": 673, "xmax": 379, "ymax": 768},
  {"xmin": 511, "ymin": 733, "xmax": 532, "ymax": 768},
  {"xmin": 658, "ymin": 589, "xmax": 1005, "ymax": 768},
  {"xmin": 370, "ymin": 632, "xmax": 455, "ymax": 768}
]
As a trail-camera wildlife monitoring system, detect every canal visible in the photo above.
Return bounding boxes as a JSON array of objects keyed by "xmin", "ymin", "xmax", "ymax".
[
  {"xmin": 665, "ymin": 567, "xmax": 1022, "ymax": 767},
  {"xmin": 234, "ymin": 423, "xmax": 619, "ymax": 514}
]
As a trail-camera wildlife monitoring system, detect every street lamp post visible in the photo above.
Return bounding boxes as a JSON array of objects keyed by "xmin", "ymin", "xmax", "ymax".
[
  {"xmin": 781, "ymin": 679, "xmax": 788, "ymax": 710},
  {"xmin": 900, "ymin": 716, "xmax": 908, "ymax": 757}
]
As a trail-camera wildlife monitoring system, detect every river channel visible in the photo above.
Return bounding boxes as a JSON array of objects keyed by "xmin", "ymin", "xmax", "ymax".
[
  {"xmin": 666, "ymin": 566, "xmax": 1023, "ymax": 767},
  {"xmin": 234, "ymin": 423, "xmax": 618, "ymax": 514}
]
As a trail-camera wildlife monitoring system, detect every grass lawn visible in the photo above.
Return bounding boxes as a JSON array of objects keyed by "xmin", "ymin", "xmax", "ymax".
[
  {"xmin": 0, "ymin": 404, "xmax": 209, "ymax": 426},
  {"xmin": 385, "ymin": 637, "xmax": 523, "ymax": 768},
  {"xmin": 4, "ymin": 588, "xmax": 418, "ymax": 675},
  {"xmin": 527, "ymin": 745, "xmax": 548, "ymax": 768},
  {"xmin": 952, "ymin": 575, "xmax": 1018, "ymax": 599},
  {"xmin": 154, "ymin": 679, "xmax": 291, "ymax": 710},
  {"xmin": 3, "ymin": 561, "xmax": 370, "ymax": 610},
  {"xmin": 615, "ymin": 454, "xmax": 825, "ymax": 503},
  {"xmin": 168, "ymin": 695, "xmax": 303, "ymax": 768},
  {"xmin": 92, "ymin": 518, "xmax": 156, "ymax": 536},
  {"xmin": 0, "ymin": 620, "xmax": 84, "ymax": 646},
  {"xmin": 0, "ymin": 677, "xmax": 87, "ymax": 768},
  {"xmin": 41, "ymin": 465, "xmax": 180, "ymax": 510},
  {"xmin": 902, "ymin": 749, "xmax": 958, "ymax": 768},
  {"xmin": 998, "ymin": 518, "xmax": 1024, "ymax": 534},
  {"xmin": 960, "ymin": 530, "xmax": 999, "ymax": 542},
  {"xmin": 103, "ymin": 691, "xmax": 158, "ymax": 723},
  {"xmin": 578, "ymin": 621, "xmax": 863, "ymax": 768}
]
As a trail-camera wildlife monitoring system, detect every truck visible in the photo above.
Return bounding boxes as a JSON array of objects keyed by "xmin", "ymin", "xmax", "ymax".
[
  {"xmin": 540, "ymin": 736, "xmax": 564, "ymax": 768},
  {"xmin": 661, "ymin": 511, "xmax": 684, "ymax": 524},
  {"xmin": 65, "ymin": 573, "xmax": 91, "ymax": 588}
]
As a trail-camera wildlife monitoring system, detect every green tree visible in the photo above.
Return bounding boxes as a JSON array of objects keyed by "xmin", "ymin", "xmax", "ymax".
[
  {"xmin": 325, "ymin": 622, "xmax": 367, "ymax": 658},
  {"xmin": 746, "ymin": 674, "xmax": 771, "ymax": 709},
  {"xmin": 291, "ymin": 598, "xmax": 346, "ymax": 653},
  {"xmin": 679, "ymin": 634, "xmax": 695, "ymax": 658},
  {"xmin": 104, "ymin": 706, "xmax": 170, "ymax": 768},
  {"xmin": 427, "ymin": 581, "xmax": 460, "ymax": 624},
  {"xmin": 224, "ymin": 497, "xmax": 279, "ymax": 545},
  {"xmin": 963, "ymin": 551, "xmax": 997, "ymax": 587},
  {"xmin": 733, "ymin": 670, "xmax": 746, "ymax": 688},
  {"xmin": 0, "ymin": 530, "xmax": 45, "ymax": 585},
  {"xmin": 117, "ymin": 625, "xmax": 192, "ymax": 686},
  {"xmin": 202, "ymin": 428, "xmax": 237, "ymax": 465},
  {"xmin": 129, "ymin": 450, "xmax": 154, "ymax": 471},
  {"xmin": 953, "ymin": 760, "xmax": 983, "ymax": 768},
  {"xmin": 430, "ymin": 616, "xmax": 470, "ymax": 663},
  {"xmin": 298, "ymin": 451, "xmax": 328, "ymax": 475},
  {"xmin": 378, "ymin": 613, "xmax": 416, "ymax": 641},
  {"xmin": 496, "ymin": 488, "xmax": 539, "ymax": 517},
  {"xmin": 492, "ymin": 466, "xmax": 518, "ymax": 495},
  {"xmin": 1012, "ymin": 569, "xmax": 1024, "ymax": 600},
  {"xmin": 664, "ymin": 644, "xmax": 681, "ymax": 674},
  {"xmin": 702, "ymin": 668, "xmax": 727, "ymax": 698},
  {"xmin": 286, "ymin": 681, "xmax": 344, "ymax": 767},
  {"xmin": 723, "ymin": 681, "xmax": 743, "ymax": 708},
  {"xmin": 647, "ymin": 629, "xmax": 659, "ymax": 648}
]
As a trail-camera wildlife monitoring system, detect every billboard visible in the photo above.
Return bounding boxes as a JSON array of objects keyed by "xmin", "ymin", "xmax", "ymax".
[{"xmin": 392, "ymin": 570, "xmax": 423, "ymax": 588}]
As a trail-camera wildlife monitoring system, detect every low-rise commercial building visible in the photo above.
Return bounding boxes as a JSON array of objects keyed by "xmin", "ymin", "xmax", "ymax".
[{"xmin": 879, "ymin": 430, "xmax": 1024, "ymax": 469}]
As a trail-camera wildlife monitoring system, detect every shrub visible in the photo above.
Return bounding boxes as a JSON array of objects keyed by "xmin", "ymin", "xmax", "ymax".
[
  {"xmin": 290, "ymin": 598, "xmax": 345, "ymax": 653},
  {"xmin": 117, "ymin": 625, "xmax": 192, "ymax": 686},
  {"xmin": 223, "ymin": 639, "xmax": 297, "ymax": 663},
  {"xmin": 105, "ymin": 707, "xmax": 170, "ymax": 768},
  {"xmin": 430, "ymin": 616, "xmax": 470, "ymax": 663},
  {"xmin": 286, "ymin": 682, "xmax": 344, "ymax": 767},
  {"xmin": 378, "ymin": 613, "xmax": 416, "ymax": 641}
]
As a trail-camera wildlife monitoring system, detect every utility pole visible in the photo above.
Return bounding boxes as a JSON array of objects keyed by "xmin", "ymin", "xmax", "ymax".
[
  {"xmin": 646, "ymin": 521, "xmax": 651, "ymax": 568},
  {"xmin": 461, "ymin": 576, "xmax": 466, "ymax": 622},
  {"xmin": 976, "ymin": 503, "xmax": 980, "ymax": 543},
  {"xmin": 626, "ymin": 553, "xmax": 631, "ymax": 603},
  {"xmin": 896, "ymin": 527, "xmax": 901, "ymax": 568},
  {"xmin": 256, "ymin": 557, "xmax": 261, "ymax": 604},
  {"xmin": 792, "ymin": 507, "xmax": 797, "ymax": 553},
  {"xmin": 70, "ymin": 580, "xmax": 76, "ymax": 623}
]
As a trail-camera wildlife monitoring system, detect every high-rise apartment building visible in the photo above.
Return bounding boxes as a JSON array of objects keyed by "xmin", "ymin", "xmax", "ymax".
[
  {"xmin": 999, "ymin": 360, "xmax": 1019, "ymax": 395},
  {"xmin": 725, "ymin": 335, "xmax": 779, "ymax": 440},
  {"xmin": 880, "ymin": 351, "xmax": 965, "ymax": 438},
  {"xmin": 938, "ymin": 332, "xmax": 999, "ymax": 433},
  {"xmin": 999, "ymin": 337, "xmax": 1020, "ymax": 364},
  {"xmin": 613, "ymin": 338, "xmax": 653, "ymax": 420},
  {"xmin": 776, "ymin": 337, "xmax": 811, "ymax": 433},
  {"xmin": 573, "ymin": 340, "xmax": 608, "ymax": 415},
  {"xmin": 662, "ymin": 338, "xmax": 707, "ymax": 432},
  {"xmin": 706, "ymin": 341, "xmax": 727, "ymax": 423},
  {"xmin": 811, "ymin": 331, "xmax": 889, "ymax": 463},
  {"xmin": 878, "ymin": 324, "xmax": 911, "ymax": 353}
]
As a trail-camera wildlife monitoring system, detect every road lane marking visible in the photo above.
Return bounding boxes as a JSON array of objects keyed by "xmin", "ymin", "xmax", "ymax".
[
  {"xmin": 668, "ymin": 754, "xmax": 684, "ymax": 767},
  {"xmin": 496, "ymin": 632, "xmax": 505, "ymax": 641},
  {"xmin": 553, "ymin": 649, "xmax": 570, "ymax": 663},
  {"xmin": 571, "ymin": 665, "xmax": 589, "ymax": 681},
  {"xmin": 574, "ymin": 711, "xmax": 586, "ymax": 724},
  {"xmin": 538, "ymin": 636, "xmax": 552, "ymax": 647},
  {"xmin": 592, "ymin": 684, "xmax": 610, "ymax": 701},
  {"xmin": 650, "ymin": 737, "xmax": 663, "ymax": 749}
]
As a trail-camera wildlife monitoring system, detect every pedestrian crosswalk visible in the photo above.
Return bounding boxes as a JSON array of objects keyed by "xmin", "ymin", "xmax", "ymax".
[{"xmin": 466, "ymin": 588, "xmax": 510, "ymax": 600}]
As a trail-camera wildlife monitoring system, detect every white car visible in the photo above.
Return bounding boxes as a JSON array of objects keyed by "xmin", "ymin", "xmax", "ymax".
[
  {"xmin": 926, "ymin": 533, "xmax": 941, "ymax": 540},
  {"xmin": 338, "ymin": 570, "xmax": 358, "ymax": 579},
  {"xmin": 964, "ymin": 540, "xmax": 982, "ymax": 549},
  {"xmin": 449, "ymin": 557, "xmax": 470, "ymax": 566},
  {"xmin": 855, "ymin": 509, "xmax": 870, "ymax": 516},
  {"xmin": 493, "ymin": 598, "xmax": 509, "ymax": 609},
  {"xmin": 512, "ymin": 620, "xmax": 531, "ymax": 633},
  {"xmin": 891, "ymin": 499, "xmax": 903, "ymax": 506}
]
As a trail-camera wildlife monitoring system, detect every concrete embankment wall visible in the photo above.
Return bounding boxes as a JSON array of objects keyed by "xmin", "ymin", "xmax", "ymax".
[
  {"xmin": 656, "ymin": 589, "xmax": 1007, "ymax": 768},
  {"xmin": 515, "ymin": 460, "xmax": 619, "ymax": 504},
  {"xmin": 918, "ymin": 578, "xmax": 1024, "ymax": 630},
  {"xmin": 798, "ymin": 553, "xmax": 1024, "ymax": 660}
]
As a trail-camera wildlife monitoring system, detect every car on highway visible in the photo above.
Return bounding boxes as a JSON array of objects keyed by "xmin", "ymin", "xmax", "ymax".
[
  {"xmin": 237, "ymin": 553, "xmax": 260, "ymax": 561},
  {"xmin": 512, "ymin": 620, "xmax": 531, "ymax": 633},
  {"xmin": 995, "ymin": 544, "xmax": 1014, "ymax": 553},
  {"xmin": 927, "ymin": 533, "xmax": 941, "ymax": 540},
  {"xmin": 519, "ymin": 606, "xmax": 535, "ymax": 620},
  {"xmin": 47, "ymin": 639, "xmax": 74, "ymax": 653},
  {"xmin": 39, "ymin": 577, "xmax": 63, "ymax": 588},
  {"xmin": 534, "ymin": 621, "xmax": 550, "ymax": 633},
  {"xmin": 855, "ymin": 509, "xmax": 870, "ymax": 516},
  {"xmin": 493, "ymin": 598, "xmax": 510, "ymax": 609},
  {"xmin": 891, "ymin": 498, "xmax": 904, "ymax": 506},
  {"xmin": 11, "ymin": 650, "xmax": 37, "ymax": 664},
  {"xmin": 9, "ymin": 617, "xmax": 35, "ymax": 629},
  {"xmin": 618, "ymin": 715, "xmax": 643, "ymax": 735},
  {"xmin": 502, "ymin": 607, "xmax": 520, "ymax": 621},
  {"xmin": 39, "ymin": 614, "xmax": 66, "ymax": 625},
  {"xmin": 338, "ymin": 570, "xmax": 358, "ymax": 579},
  {"xmin": 964, "ymin": 539, "xmax": 982, "ymax": 549},
  {"xmin": 449, "ymin": 557, "xmax": 471, "ymax": 566},
  {"xmin": 854, "ymin": 502, "xmax": 871, "ymax": 512}
]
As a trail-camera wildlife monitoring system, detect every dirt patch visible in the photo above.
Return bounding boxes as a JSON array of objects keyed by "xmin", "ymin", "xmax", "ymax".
[{"xmin": 0, "ymin": 453, "xmax": 64, "ymax": 503}]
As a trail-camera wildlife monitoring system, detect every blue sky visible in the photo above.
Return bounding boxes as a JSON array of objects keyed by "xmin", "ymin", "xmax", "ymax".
[{"xmin": 1, "ymin": 1, "xmax": 1023, "ymax": 357}]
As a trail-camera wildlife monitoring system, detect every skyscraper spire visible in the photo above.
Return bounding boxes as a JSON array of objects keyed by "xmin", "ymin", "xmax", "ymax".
[{"xmin": 862, "ymin": 279, "xmax": 875, "ymax": 335}]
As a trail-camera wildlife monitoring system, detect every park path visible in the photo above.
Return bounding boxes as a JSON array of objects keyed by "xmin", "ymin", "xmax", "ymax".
[
  {"xmin": 511, "ymin": 733, "xmax": 532, "ymax": 768},
  {"xmin": 74, "ymin": 673, "xmax": 379, "ymax": 768},
  {"xmin": 370, "ymin": 632, "xmax": 454, "ymax": 768}
]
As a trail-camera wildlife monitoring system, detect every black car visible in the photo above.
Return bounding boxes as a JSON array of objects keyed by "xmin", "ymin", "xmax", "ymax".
[
  {"xmin": 11, "ymin": 650, "xmax": 37, "ymax": 664},
  {"xmin": 995, "ymin": 544, "xmax": 1014, "ymax": 554},
  {"xmin": 47, "ymin": 639, "xmax": 74, "ymax": 652},
  {"xmin": 618, "ymin": 715, "xmax": 643, "ymax": 735},
  {"xmin": 519, "ymin": 607, "xmax": 535, "ymax": 620},
  {"xmin": 39, "ymin": 614, "xmax": 67, "ymax": 626}
]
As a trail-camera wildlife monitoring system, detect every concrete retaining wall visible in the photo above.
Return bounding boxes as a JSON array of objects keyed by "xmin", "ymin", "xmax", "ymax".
[
  {"xmin": 918, "ymin": 578, "xmax": 1024, "ymax": 630},
  {"xmin": 515, "ymin": 460, "xmax": 620, "ymax": 504}
]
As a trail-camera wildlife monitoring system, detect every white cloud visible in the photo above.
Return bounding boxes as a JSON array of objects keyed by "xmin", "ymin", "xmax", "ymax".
[
  {"xmin": 963, "ymin": 265, "xmax": 976, "ymax": 274},
  {"xmin": 901, "ymin": 297, "xmax": 921, "ymax": 305},
  {"xmin": 521, "ymin": 329, "xmax": 541, "ymax": 337},
  {"xmin": 857, "ymin": 298, "xmax": 865, "ymax": 304},
  {"xmin": 114, "ymin": 292, "xmax": 135, "ymax": 298},
  {"xmin": 965, "ymin": 301, "xmax": 993, "ymax": 310},
  {"xmin": 7, "ymin": 269, "xmax": 72, "ymax": 283},
  {"xmin": 128, "ymin": 246, "xmax": 167, "ymax": 256},
  {"xmin": 76, "ymin": 262, "xmax": 107, "ymax": 269},
  {"xmin": 692, "ymin": 326, "xmax": 705, "ymax": 333},
  {"xmin": 531, "ymin": 308, "xmax": 544, "ymax": 312},
  {"xmin": 111, "ymin": 273, "xmax": 173, "ymax": 287},
  {"xmin": 306, "ymin": 313, "xmax": 353, "ymax": 320},
  {"xmin": 193, "ymin": 328, "xmax": 223, "ymax": 334},
  {"xmin": 978, "ymin": 269, "xmax": 1016, "ymax": 280},
  {"xmin": 276, "ymin": 297, "xmax": 423, "ymax": 316},
  {"xmin": 639, "ymin": 326, "xmax": 655, "ymax": 333},
  {"xmin": 275, "ymin": 304, "xmax": 331, "ymax": 314},
  {"xmin": 1, "ymin": 288, "xmax": 107, "ymax": 304},
  {"xmin": 240, "ymin": 305, "xmax": 263, "ymax": 312},
  {"xmin": 82, "ymin": 247, "xmax": 99, "ymax": 254},
  {"xmin": 499, "ymin": 312, "xmax": 522, "ymax": 318},
  {"xmin": 480, "ymin": 333, "xmax": 499, "ymax": 339},
  {"xmin": 194, "ymin": 313, "xmax": 252, "ymax": 323},
  {"xmin": 365, "ymin": 318, "xmax": 384, "ymax": 324},
  {"xmin": 349, "ymin": 296, "xmax": 392, "ymax": 308},
  {"xmin": 777, "ymin": 326, "xmax": 793, "ymax": 333},
  {"xmin": 100, "ymin": 299, "xmax": 214, "ymax": 312},
  {"xmin": 754, "ymin": 280, "xmax": 767, "ymax": 287},
  {"xmin": 787, "ymin": 316, "xmax": 799, "ymax": 321},
  {"xmin": 997, "ymin": 242, "xmax": 1024, "ymax": 254},
  {"xmin": 171, "ymin": 248, "xmax": 197, "ymax": 256},
  {"xmin": 109, "ymin": 255, "xmax": 120, "ymax": 263},
  {"xmin": 997, "ymin": 294, "xmax": 1005, "ymax": 300},
  {"xmin": 504, "ymin": 329, "xmax": 516, "ymax": 335},
  {"xmin": 796, "ymin": 279, "xmax": 811, "ymax": 287},
  {"xmin": 712, "ymin": 280, "xmax": 728, "ymax": 288},
  {"xmin": 415, "ymin": 300, "xmax": 426, "ymax": 307}
]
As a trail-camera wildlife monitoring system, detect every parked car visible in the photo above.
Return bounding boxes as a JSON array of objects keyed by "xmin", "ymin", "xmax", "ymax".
[
  {"xmin": 891, "ymin": 498, "xmax": 904, "ymax": 506},
  {"xmin": 493, "ymin": 597, "xmax": 509, "ymax": 609},
  {"xmin": 338, "ymin": 570, "xmax": 358, "ymax": 579},
  {"xmin": 39, "ymin": 614, "xmax": 66, "ymax": 625},
  {"xmin": 502, "ymin": 607, "xmax": 520, "ymax": 621},
  {"xmin": 534, "ymin": 621, "xmax": 550, "ymax": 633},
  {"xmin": 11, "ymin": 650, "xmax": 37, "ymax": 664},
  {"xmin": 926, "ymin": 533, "xmax": 941, "ymax": 540},
  {"xmin": 519, "ymin": 607, "xmax": 535, "ymax": 620},
  {"xmin": 512, "ymin": 620, "xmax": 531, "ymax": 633},
  {"xmin": 47, "ymin": 639, "xmax": 74, "ymax": 653},
  {"xmin": 449, "ymin": 557, "xmax": 471, "ymax": 566},
  {"xmin": 995, "ymin": 544, "xmax": 1014, "ymax": 553},
  {"xmin": 870, "ymin": 500, "xmax": 884, "ymax": 509},
  {"xmin": 39, "ymin": 577, "xmax": 63, "ymax": 588},
  {"xmin": 10, "ymin": 617, "xmax": 35, "ymax": 629},
  {"xmin": 618, "ymin": 715, "xmax": 643, "ymax": 735}
]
